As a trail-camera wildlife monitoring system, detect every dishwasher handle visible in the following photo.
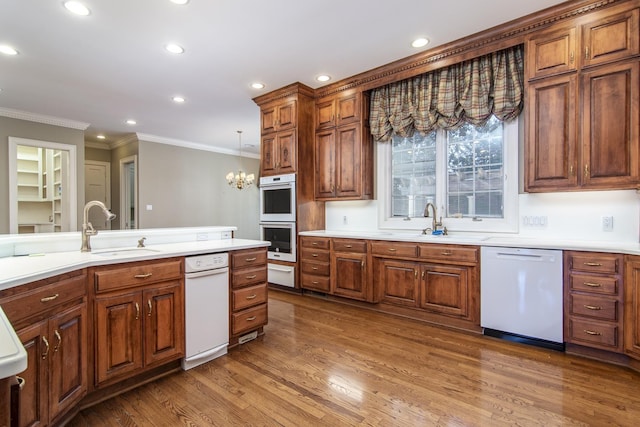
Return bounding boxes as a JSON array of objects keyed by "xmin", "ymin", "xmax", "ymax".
[{"xmin": 185, "ymin": 267, "xmax": 229, "ymax": 279}]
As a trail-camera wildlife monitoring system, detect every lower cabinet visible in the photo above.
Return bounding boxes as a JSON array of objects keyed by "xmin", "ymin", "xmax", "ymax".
[
  {"xmin": 624, "ymin": 255, "xmax": 640, "ymax": 360},
  {"xmin": 419, "ymin": 264, "xmax": 469, "ymax": 318},
  {"xmin": 376, "ymin": 259, "xmax": 419, "ymax": 307},
  {"xmin": 331, "ymin": 239, "xmax": 369, "ymax": 301},
  {"xmin": 0, "ymin": 270, "xmax": 87, "ymax": 427},
  {"xmin": 92, "ymin": 258, "xmax": 185, "ymax": 387}
]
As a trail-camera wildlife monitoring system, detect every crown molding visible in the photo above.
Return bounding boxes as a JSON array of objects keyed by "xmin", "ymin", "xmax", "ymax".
[
  {"xmin": 136, "ymin": 133, "xmax": 260, "ymax": 159},
  {"xmin": 108, "ymin": 133, "xmax": 139, "ymax": 149},
  {"xmin": 85, "ymin": 140, "xmax": 111, "ymax": 150},
  {"xmin": 0, "ymin": 107, "xmax": 90, "ymax": 130}
]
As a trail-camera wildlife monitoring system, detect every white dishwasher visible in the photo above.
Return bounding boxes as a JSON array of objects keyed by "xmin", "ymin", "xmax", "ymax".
[
  {"xmin": 481, "ymin": 246, "xmax": 564, "ymax": 350},
  {"xmin": 182, "ymin": 253, "xmax": 229, "ymax": 370}
]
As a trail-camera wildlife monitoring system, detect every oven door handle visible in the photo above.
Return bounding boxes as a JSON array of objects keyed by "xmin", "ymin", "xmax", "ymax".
[{"xmin": 185, "ymin": 267, "xmax": 229, "ymax": 279}]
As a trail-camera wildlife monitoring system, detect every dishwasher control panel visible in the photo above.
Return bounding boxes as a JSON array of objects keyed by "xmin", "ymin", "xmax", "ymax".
[{"xmin": 185, "ymin": 253, "xmax": 229, "ymax": 273}]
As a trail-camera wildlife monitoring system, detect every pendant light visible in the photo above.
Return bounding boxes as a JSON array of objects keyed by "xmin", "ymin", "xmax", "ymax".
[{"xmin": 226, "ymin": 131, "xmax": 255, "ymax": 189}]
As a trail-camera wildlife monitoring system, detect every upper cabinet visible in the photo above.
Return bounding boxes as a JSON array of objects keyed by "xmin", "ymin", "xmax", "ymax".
[
  {"xmin": 525, "ymin": 3, "xmax": 640, "ymax": 192},
  {"xmin": 314, "ymin": 90, "xmax": 373, "ymax": 201},
  {"xmin": 254, "ymin": 83, "xmax": 314, "ymax": 177}
]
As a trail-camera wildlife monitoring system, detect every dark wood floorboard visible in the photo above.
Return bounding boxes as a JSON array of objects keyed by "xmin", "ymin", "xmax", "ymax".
[{"xmin": 68, "ymin": 290, "xmax": 640, "ymax": 426}]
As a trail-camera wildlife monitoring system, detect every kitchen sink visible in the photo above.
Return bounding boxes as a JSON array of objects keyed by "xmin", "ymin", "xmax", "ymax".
[
  {"xmin": 92, "ymin": 248, "xmax": 162, "ymax": 257},
  {"xmin": 414, "ymin": 234, "xmax": 489, "ymax": 242}
]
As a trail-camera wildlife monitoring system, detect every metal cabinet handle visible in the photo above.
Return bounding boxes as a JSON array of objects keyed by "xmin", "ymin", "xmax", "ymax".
[
  {"xmin": 42, "ymin": 336, "xmax": 50, "ymax": 360},
  {"xmin": 16, "ymin": 376, "xmax": 25, "ymax": 389},
  {"xmin": 311, "ymin": 242, "xmax": 318, "ymax": 246},
  {"xmin": 584, "ymin": 305, "xmax": 602, "ymax": 311},
  {"xmin": 148, "ymin": 299, "xmax": 152, "ymax": 317},
  {"xmin": 584, "ymin": 262, "xmax": 602, "ymax": 267},
  {"xmin": 245, "ymin": 257, "xmax": 257, "ymax": 262},
  {"xmin": 40, "ymin": 294, "xmax": 59, "ymax": 302},
  {"xmin": 584, "ymin": 164, "xmax": 589, "ymax": 177},
  {"xmin": 345, "ymin": 244, "xmax": 353, "ymax": 248},
  {"xmin": 312, "ymin": 266, "xmax": 318, "ymax": 270},
  {"xmin": 312, "ymin": 281, "xmax": 319, "ymax": 285},
  {"xmin": 583, "ymin": 282, "xmax": 602, "ymax": 288},
  {"xmin": 388, "ymin": 248, "xmax": 397, "ymax": 252},
  {"xmin": 134, "ymin": 273, "xmax": 153, "ymax": 279},
  {"xmin": 53, "ymin": 330, "xmax": 61, "ymax": 353},
  {"xmin": 246, "ymin": 274, "xmax": 257, "ymax": 280},
  {"xmin": 312, "ymin": 254, "xmax": 319, "ymax": 257},
  {"xmin": 569, "ymin": 51, "xmax": 574, "ymax": 64},
  {"xmin": 246, "ymin": 294, "xmax": 257, "ymax": 300},
  {"xmin": 441, "ymin": 251, "xmax": 452, "ymax": 256},
  {"xmin": 135, "ymin": 302, "xmax": 140, "ymax": 320},
  {"xmin": 584, "ymin": 46, "xmax": 590, "ymax": 60},
  {"xmin": 246, "ymin": 316, "xmax": 257, "ymax": 321},
  {"xmin": 583, "ymin": 329, "xmax": 601, "ymax": 336}
]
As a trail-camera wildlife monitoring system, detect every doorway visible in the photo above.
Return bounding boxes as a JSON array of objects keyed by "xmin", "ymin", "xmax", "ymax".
[
  {"xmin": 120, "ymin": 155, "xmax": 137, "ymax": 229},
  {"xmin": 85, "ymin": 160, "xmax": 112, "ymax": 230}
]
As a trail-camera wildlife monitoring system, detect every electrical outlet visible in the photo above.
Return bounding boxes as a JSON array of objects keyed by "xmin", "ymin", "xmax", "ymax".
[
  {"xmin": 602, "ymin": 216, "xmax": 613, "ymax": 232},
  {"xmin": 343, "ymin": 215, "xmax": 348, "ymax": 225},
  {"xmin": 522, "ymin": 215, "xmax": 548, "ymax": 227}
]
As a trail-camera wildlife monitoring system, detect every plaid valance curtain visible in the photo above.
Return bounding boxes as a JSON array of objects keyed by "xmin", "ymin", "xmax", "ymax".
[{"xmin": 370, "ymin": 45, "xmax": 524, "ymax": 142}]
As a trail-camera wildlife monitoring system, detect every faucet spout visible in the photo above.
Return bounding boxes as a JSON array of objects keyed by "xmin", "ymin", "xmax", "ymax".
[
  {"xmin": 423, "ymin": 202, "xmax": 443, "ymax": 235},
  {"xmin": 81, "ymin": 201, "xmax": 116, "ymax": 252}
]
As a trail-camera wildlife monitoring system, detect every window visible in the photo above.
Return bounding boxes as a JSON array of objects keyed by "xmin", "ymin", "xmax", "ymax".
[{"xmin": 378, "ymin": 116, "xmax": 519, "ymax": 232}]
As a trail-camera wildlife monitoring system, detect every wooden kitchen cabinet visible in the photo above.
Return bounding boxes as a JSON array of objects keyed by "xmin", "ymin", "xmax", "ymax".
[
  {"xmin": 261, "ymin": 130, "xmax": 296, "ymax": 176},
  {"xmin": 0, "ymin": 270, "xmax": 87, "ymax": 427},
  {"xmin": 419, "ymin": 264, "xmax": 470, "ymax": 318},
  {"xmin": 314, "ymin": 90, "xmax": 373, "ymax": 200},
  {"xmin": 374, "ymin": 259, "xmax": 419, "ymax": 307},
  {"xmin": 624, "ymin": 255, "xmax": 640, "ymax": 361},
  {"xmin": 564, "ymin": 251, "xmax": 624, "ymax": 352},
  {"xmin": 331, "ymin": 239, "xmax": 370, "ymax": 301},
  {"xmin": 300, "ymin": 236, "xmax": 331, "ymax": 293},
  {"xmin": 260, "ymin": 98, "xmax": 297, "ymax": 133},
  {"xmin": 92, "ymin": 258, "xmax": 184, "ymax": 387},
  {"xmin": 229, "ymin": 248, "xmax": 268, "ymax": 345}
]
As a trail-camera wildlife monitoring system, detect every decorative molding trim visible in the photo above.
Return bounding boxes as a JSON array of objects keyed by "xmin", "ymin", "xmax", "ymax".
[
  {"xmin": 85, "ymin": 140, "xmax": 111, "ymax": 150},
  {"xmin": 109, "ymin": 133, "xmax": 139, "ymax": 150},
  {"xmin": 0, "ymin": 107, "xmax": 90, "ymax": 130},
  {"xmin": 135, "ymin": 133, "xmax": 260, "ymax": 159}
]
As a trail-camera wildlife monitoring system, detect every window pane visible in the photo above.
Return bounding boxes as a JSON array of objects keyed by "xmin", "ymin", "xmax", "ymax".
[
  {"xmin": 391, "ymin": 132, "xmax": 436, "ymax": 217},
  {"xmin": 447, "ymin": 116, "xmax": 504, "ymax": 218}
]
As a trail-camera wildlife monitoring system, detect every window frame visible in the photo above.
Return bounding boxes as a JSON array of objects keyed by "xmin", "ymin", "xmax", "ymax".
[{"xmin": 376, "ymin": 119, "xmax": 519, "ymax": 233}]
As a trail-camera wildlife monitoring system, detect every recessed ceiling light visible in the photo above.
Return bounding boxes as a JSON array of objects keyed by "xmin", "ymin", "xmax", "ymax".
[
  {"xmin": 64, "ymin": 1, "xmax": 90, "ymax": 16},
  {"xmin": 251, "ymin": 82, "xmax": 265, "ymax": 89},
  {"xmin": 172, "ymin": 96, "xmax": 185, "ymax": 103},
  {"xmin": 316, "ymin": 75, "xmax": 331, "ymax": 82},
  {"xmin": 96, "ymin": 134, "xmax": 106, "ymax": 140},
  {"xmin": 411, "ymin": 38, "xmax": 429, "ymax": 48},
  {"xmin": 0, "ymin": 45, "xmax": 18, "ymax": 55},
  {"xmin": 165, "ymin": 43, "xmax": 185, "ymax": 54},
  {"xmin": 126, "ymin": 119, "xmax": 137, "ymax": 125},
  {"xmin": 170, "ymin": 0, "xmax": 190, "ymax": 4}
]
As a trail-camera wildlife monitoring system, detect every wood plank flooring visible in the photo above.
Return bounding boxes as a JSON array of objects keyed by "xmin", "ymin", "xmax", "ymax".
[{"xmin": 69, "ymin": 290, "xmax": 640, "ymax": 426}]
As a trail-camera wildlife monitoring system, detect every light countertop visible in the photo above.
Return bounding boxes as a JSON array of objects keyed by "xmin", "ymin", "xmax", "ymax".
[{"xmin": 0, "ymin": 306, "xmax": 27, "ymax": 379}]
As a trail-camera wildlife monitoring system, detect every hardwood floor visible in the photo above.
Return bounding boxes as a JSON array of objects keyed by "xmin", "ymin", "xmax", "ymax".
[{"xmin": 69, "ymin": 290, "xmax": 640, "ymax": 426}]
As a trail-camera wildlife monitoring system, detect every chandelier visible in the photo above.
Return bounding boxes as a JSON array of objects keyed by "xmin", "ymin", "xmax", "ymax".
[{"xmin": 226, "ymin": 130, "xmax": 255, "ymax": 190}]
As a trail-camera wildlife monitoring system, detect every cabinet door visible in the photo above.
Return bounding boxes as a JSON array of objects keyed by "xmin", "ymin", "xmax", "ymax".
[
  {"xmin": 624, "ymin": 257, "xmax": 640, "ymax": 360},
  {"xmin": 143, "ymin": 282, "xmax": 184, "ymax": 367},
  {"xmin": 16, "ymin": 321, "xmax": 49, "ymax": 427},
  {"xmin": 582, "ymin": 7, "xmax": 639, "ymax": 68},
  {"xmin": 315, "ymin": 129, "xmax": 336, "ymax": 198},
  {"xmin": 581, "ymin": 61, "xmax": 639, "ymax": 189},
  {"xmin": 419, "ymin": 264, "xmax": 469, "ymax": 318},
  {"xmin": 95, "ymin": 292, "xmax": 143, "ymax": 385},
  {"xmin": 527, "ymin": 25, "xmax": 577, "ymax": 79},
  {"xmin": 331, "ymin": 252, "xmax": 368, "ymax": 301},
  {"xmin": 261, "ymin": 104, "xmax": 277, "ymax": 134},
  {"xmin": 315, "ymin": 97, "xmax": 335, "ymax": 129},
  {"xmin": 276, "ymin": 130, "xmax": 296, "ymax": 174},
  {"xmin": 260, "ymin": 134, "xmax": 277, "ymax": 176},
  {"xmin": 525, "ymin": 73, "xmax": 578, "ymax": 191},
  {"xmin": 336, "ymin": 92, "xmax": 360, "ymax": 126},
  {"xmin": 276, "ymin": 100, "xmax": 297, "ymax": 131},
  {"xmin": 336, "ymin": 124, "xmax": 362, "ymax": 198},
  {"xmin": 376, "ymin": 259, "xmax": 419, "ymax": 307},
  {"xmin": 48, "ymin": 303, "xmax": 87, "ymax": 420}
]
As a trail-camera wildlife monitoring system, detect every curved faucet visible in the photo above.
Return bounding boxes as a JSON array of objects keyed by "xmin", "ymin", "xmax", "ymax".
[
  {"xmin": 81, "ymin": 200, "xmax": 116, "ymax": 252},
  {"xmin": 422, "ymin": 202, "xmax": 443, "ymax": 235}
]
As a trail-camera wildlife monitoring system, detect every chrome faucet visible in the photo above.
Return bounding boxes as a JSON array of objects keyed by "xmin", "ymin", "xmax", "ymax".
[
  {"xmin": 422, "ymin": 202, "xmax": 444, "ymax": 235},
  {"xmin": 81, "ymin": 201, "xmax": 116, "ymax": 252}
]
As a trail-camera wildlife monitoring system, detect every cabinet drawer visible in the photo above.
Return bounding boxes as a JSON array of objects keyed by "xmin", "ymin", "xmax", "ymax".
[
  {"xmin": 232, "ymin": 284, "xmax": 268, "ymax": 311},
  {"xmin": 300, "ymin": 273, "xmax": 331, "ymax": 292},
  {"xmin": 95, "ymin": 259, "xmax": 183, "ymax": 293},
  {"xmin": 569, "ymin": 273, "xmax": 619, "ymax": 295},
  {"xmin": 568, "ymin": 253, "xmax": 622, "ymax": 274},
  {"xmin": 570, "ymin": 294, "xmax": 618, "ymax": 321},
  {"xmin": 0, "ymin": 273, "xmax": 87, "ymax": 324},
  {"xmin": 232, "ymin": 304, "xmax": 268, "ymax": 335},
  {"xmin": 568, "ymin": 318, "xmax": 619, "ymax": 348},
  {"xmin": 231, "ymin": 249, "xmax": 267, "ymax": 269},
  {"xmin": 232, "ymin": 266, "xmax": 268, "ymax": 288},
  {"xmin": 371, "ymin": 241, "xmax": 418, "ymax": 258},
  {"xmin": 332, "ymin": 239, "xmax": 367, "ymax": 253},
  {"xmin": 301, "ymin": 260, "xmax": 330, "ymax": 276},
  {"xmin": 300, "ymin": 237, "xmax": 330, "ymax": 250},
  {"xmin": 419, "ymin": 245, "xmax": 478, "ymax": 263},
  {"xmin": 300, "ymin": 247, "xmax": 330, "ymax": 263}
]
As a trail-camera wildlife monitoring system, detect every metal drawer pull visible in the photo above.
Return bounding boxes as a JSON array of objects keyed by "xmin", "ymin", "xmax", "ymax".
[
  {"xmin": 246, "ymin": 294, "xmax": 257, "ymax": 300},
  {"xmin": 16, "ymin": 376, "xmax": 25, "ymax": 389},
  {"xmin": 42, "ymin": 336, "xmax": 50, "ymax": 360},
  {"xmin": 584, "ymin": 262, "xmax": 602, "ymax": 267},
  {"xmin": 312, "ymin": 266, "xmax": 318, "ymax": 270},
  {"xmin": 53, "ymin": 330, "xmax": 61, "ymax": 353},
  {"xmin": 134, "ymin": 273, "xmax": 153, "ymax": 279},
  {"xmin": 312, "ymin": 281, "xmax": 319, "ymax": 285},
  {"xmin": 388, "ymin": 248, "xmax": 397, "ymax": 252},
  {"xmin": 583, "ymin": 329, "xmax": 601, "ymax": 336},
  {"xmin": 312, "ymin": 242, "xmax": 318, "ymax": 246},
  {"xmin": 246, "ymin": 316, "xmax": 257, "ymax": 321},
  {"xmin": 584, "ymin": 305, "xmax": 602, "ymax": 311},
  {"xmin": 583, "ymin": 282, "xmax": 602, "ymax": 288},
  {"xmin": 148, "ymin": 299, "xmax": 153, "ymax": 317},
  {"xmin": 135, "ymin": 303, "xmax": 140, "ymax": 320},
  {"xmin": 246, "ymin": 274, "xmax": 257, "ymax": 279},
  {"xmin": 245, "ymin": 257, "xmax": 257, "ymax": 262},
  {"xmin": 312, "ymin": 254, "xmax": 319, "ymax": 257},
  {"xmin": 345, "ymin": 244, "xmax": 353, "ymax": 248},
  {"xmin": 441, "ymin": 251, "xmax": 452, "ymax": 256},
  {"xmin": 40, "ymin": 294, "xmax": 59, "ymax": 302}
]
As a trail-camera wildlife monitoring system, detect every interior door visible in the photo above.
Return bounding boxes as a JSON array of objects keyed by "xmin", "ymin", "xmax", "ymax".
[{"xmin": 84, "ymin": 161, "xmax": 111, "ymax": 230}]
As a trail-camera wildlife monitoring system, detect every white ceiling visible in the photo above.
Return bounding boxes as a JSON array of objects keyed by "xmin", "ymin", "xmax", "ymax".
[{"xmin": 0, "ymin": 0, "xmax": 568, "ymax": 155}]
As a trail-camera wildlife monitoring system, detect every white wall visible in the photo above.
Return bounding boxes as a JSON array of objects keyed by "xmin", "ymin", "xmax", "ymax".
[{"xmin": 325, "ymin": 190, "xmax": 640, "ymax": 243}]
